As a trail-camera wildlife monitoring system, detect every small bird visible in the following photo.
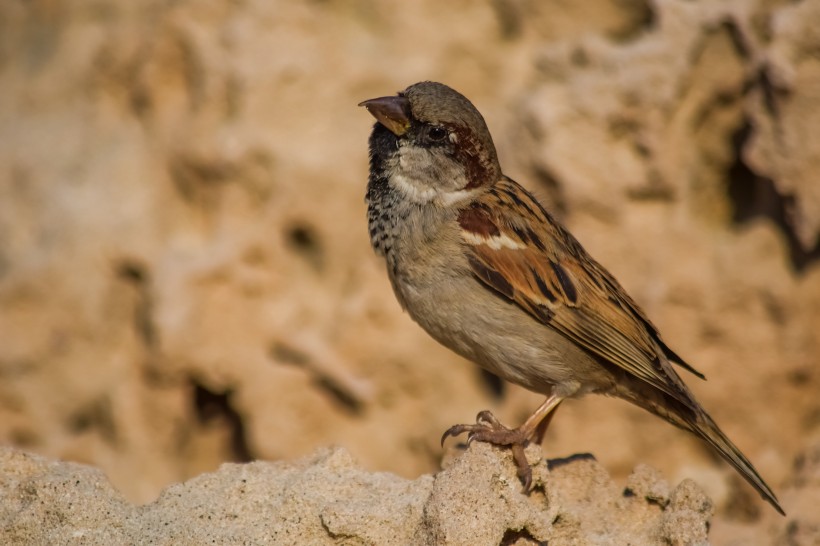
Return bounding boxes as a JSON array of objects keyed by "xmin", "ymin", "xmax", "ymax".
[{"xmin": 359, "ymin": 81, "xmax": 784, "ymax": 515}]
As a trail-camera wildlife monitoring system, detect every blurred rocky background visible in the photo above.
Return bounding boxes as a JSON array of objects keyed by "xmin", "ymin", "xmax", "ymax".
[{"xmin": 1, "ymin": 0, "xmax": 818, "ymax": 542}]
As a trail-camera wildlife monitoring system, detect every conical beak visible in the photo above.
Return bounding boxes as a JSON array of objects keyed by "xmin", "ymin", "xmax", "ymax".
[{"xmin": 358, "ymin": 95, "xmax": 411, "ymax": 136}]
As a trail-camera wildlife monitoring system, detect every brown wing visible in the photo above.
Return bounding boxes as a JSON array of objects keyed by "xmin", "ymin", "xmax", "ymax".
[{"xmin": 459, "ymin": 177, "xmax": 702, "ymax": 407}]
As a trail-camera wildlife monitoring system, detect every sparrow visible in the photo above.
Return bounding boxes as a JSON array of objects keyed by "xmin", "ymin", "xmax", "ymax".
[{"xmin": 359, "ymin": 81, "xmax": 784, "ymax": 515}]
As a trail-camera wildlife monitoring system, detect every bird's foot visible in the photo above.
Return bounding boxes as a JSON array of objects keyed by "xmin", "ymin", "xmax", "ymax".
[{"xmin": 441, "ymin": 410, "xmax": 534, "ymax": 491}]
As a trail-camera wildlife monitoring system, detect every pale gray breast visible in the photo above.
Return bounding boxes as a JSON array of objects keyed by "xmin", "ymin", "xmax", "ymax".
[{"xmin": 366, "ymin": 190, "xmax": 605, "ymax": 395}]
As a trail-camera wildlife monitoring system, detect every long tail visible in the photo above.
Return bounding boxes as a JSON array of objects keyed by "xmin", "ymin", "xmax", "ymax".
[
  {"xmin": 688, "ymin": 409, "xmax": 785, "ymax": 515},
  {"xmin": 621, "ymin": 383, "xmax": 785, "ymax": 515}
]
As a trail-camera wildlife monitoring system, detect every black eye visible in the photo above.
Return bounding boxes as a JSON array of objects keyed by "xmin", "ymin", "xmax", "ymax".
[{"xmin": 427, "ymin": 126, "xmax": 448, "ymax": 142}]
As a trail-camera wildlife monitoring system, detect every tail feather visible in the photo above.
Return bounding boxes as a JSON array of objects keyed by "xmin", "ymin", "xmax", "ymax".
[
  {"xmin": 620, "ymin": 382, "xmax": 785, "ymax": 515},
  {"xmin": 690, "ymin": 410, "xmax": 785, "ymax": 516}
]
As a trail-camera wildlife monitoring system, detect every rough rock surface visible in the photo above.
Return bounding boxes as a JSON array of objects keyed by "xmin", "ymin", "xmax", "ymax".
[
  {"xmin": 1, "ymin": 0, "xmax": 819, "ymax": 543},
  {"xmin": 1, "ymin": 443, "xmax": 714, "ymax": 545}
]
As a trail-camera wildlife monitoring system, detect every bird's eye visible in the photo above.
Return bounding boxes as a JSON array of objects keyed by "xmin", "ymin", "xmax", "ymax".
[{"xmin": 428, "ymin": 126, "xmax": 448, "ymax": 142}]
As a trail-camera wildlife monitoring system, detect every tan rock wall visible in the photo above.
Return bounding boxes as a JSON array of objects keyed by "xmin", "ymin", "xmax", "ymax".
[{"xmin": 1, "ymin": 0, "xmax": 818, "ymax": 541}]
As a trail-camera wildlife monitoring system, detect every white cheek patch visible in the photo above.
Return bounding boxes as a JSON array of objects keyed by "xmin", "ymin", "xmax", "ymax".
[
  {"xmin": 391, "ymin": 173, "xmax": 438, "ymax": 203},
  {"xmin": 391, "ymin": 143, "xmax": 472, "ymax": 206},
  {"xmin": 461, "ymin": 230, "xmax": 526, "ymax": 250},
  {"xmin": 436, "ymin": 188, "xmax": 480, "ymax": 207}
]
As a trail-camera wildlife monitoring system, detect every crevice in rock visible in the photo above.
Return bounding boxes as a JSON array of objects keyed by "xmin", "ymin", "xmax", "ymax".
[
  {"xmin": 531, "ymin": 163, "xmax": 568, "ymax": 217},
  {"xmin": 168, "ymin": 153, "xmax": 233, "ymax": 211},
  {"xmin": 727, "ymin": 121, "xmax": 820, "ymax": 272},
  {"xmin": 116, "ymin": 261, "xmax": 157, "ymax": 349},
  {"xmin": 479, "ymin": 369, "xmax": 506, "ymax": 400},
  {"xmin": 270, "ymin": 341, "xmax": 362, "ymax": 414},
  {"xmin": 192, "ymin": 380, "xmax": 253, "ymax": 463},
  {"xmin": 756, "ymin": 63, "xmax": 785, "ymax": 119},
  {"xmin": 606, "ymin": 0, "xmax": 656, "ymax": 44},
  {"xmin": 67, "ymin": 396, "xmax": 118, "ymax": 445},
  {"xmin": 285, "ymin": 223, "xmax": 325, "ymax": 272},
  {"xmin": 723, "ymin": 473, "xmax": 762, "ymax": 522},
  {"xmin": 547, "ymin": 452, "xmax": 596, "ymax": 470},
  {"xmin": 500, "ymin": 527, "xmax": 546, "ymax": 546},
  {"xmin": 491, "ymin": 0, "xmax": 523, "ymax": 41}
]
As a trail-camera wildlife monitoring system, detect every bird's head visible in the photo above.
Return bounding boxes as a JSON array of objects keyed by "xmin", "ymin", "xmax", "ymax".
[{"xmin": 360, "ymin": 81, "xmax": 501, "ymax": 206}]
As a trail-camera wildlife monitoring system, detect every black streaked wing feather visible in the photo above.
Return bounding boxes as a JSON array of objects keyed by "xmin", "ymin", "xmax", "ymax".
[{"xmin": 459, "ymin": 177, "xmax": 700, "ymax": 407}]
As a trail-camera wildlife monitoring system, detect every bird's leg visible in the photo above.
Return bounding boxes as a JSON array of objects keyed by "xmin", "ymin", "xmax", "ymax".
[
  {"xmin": 532, "ymin": 399, "xmax": 563, "ymax": 445},
  {"xmin": 441, "ymin": 394, "xmax": 563, "ymax": 490}
]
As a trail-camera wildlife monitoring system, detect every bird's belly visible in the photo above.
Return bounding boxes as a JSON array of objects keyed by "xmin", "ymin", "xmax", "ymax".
[{"xmin": 393, "ymin": 270, "xmax": 600, "ymax": 397}]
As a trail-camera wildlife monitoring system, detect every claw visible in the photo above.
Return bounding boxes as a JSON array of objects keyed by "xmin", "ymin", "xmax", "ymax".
[
  {"xmin": 441, "ymin": 423, "xmax": 470, "ymax": 447},
  {"xmin": 475, "ymin": 410, "xmax": 503, "ymax": 428},
  {"xmin": 440, "ymin": 396, "xmax": 563, "ymax": 492},
  {"xmin": 440, "ymin": 410, "xmax": 536, "ymax": 490},
  {"xmin": 511, "ymin": 443, "xmax": 532, "ymax": 492},
  {"xmin": 441, "ymin": 410, "xmax": 499, "ymax": 447}
]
